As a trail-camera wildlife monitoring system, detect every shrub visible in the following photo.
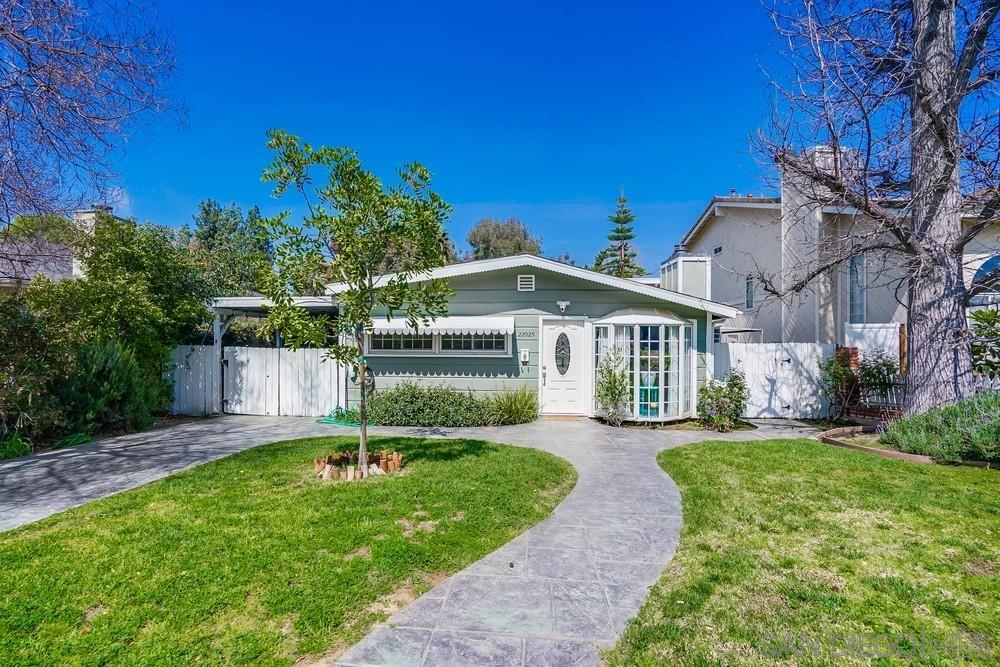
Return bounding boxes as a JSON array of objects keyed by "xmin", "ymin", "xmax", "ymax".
[
  {"xmin": 971, "ymin": 308, "xmax": 1000, "ymax": 377},
  {"xmin": 0, "ymin": 431, "xmax": 33, "ymax": 460},
  {"xmin": 819, "ymin": 353, "xmax": 857, "ymax": 420},
  {"xmin": 698, "ymin": 369, "xmax": 749, "ymax": 432},
  {"xmin": 856, "ymin": 348, "xmax": 900, "ymax": 403},
  {"xmin": 0, "ymin": 297, "xmax": 71, "ymax": 439},
  {"xmin": 366, "ymin": 383, "xmax": 490, "ymax": 427},
  {"xmin": 595, "ymin": 345, "xmax": 631, "ymax": 426},
  {"xmin": 485, "ymin": 387, "xmax": 538, "ymax": 426},
  {"xmin": 58, "ymin": 339, "xmax": 170, "ymax": 435},
  {"xmin": 882, "ymin": 391, "xmax": 1000, "ymax": 463}
]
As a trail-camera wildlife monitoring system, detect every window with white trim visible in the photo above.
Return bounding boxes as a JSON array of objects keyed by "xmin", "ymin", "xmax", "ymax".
[
  {"xmin": 439, "ymin": 333, "xmax": 507, "ymax": 352},
  {"xmin": 367, "ymin": 332, "xmax": 511, "ymax": 356},
  {"xmin": 368, "ymin": 333, "xmax": 433, "ymax": 351},
  {"xmin": 849, "ymin": 254, "xmax": 867, "ymax": 324},
  {"xmin": 517, "ymin": 274, "xmax": 535, "ymax": 291},
  {"xmin": 712, "ymin": 245, "xmax": 723, "ymax": 255},
  {"xmin": 745, "ymin": 277, "xmax": 755, "ymax": 309}
]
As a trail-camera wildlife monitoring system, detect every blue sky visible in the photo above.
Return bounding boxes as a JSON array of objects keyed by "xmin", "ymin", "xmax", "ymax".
[{"xmin": 117, "ymin": 0, "xmax": 780, "ymax": 271}]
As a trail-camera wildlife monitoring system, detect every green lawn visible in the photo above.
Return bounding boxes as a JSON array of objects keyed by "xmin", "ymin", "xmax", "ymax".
[
  {"xmin": 0, "ymin": 436, "xmax": 575, "ymax": 666},
  {"xmin": 608, "ymin": 439, "xmax": 1000, "ymax": 666}
]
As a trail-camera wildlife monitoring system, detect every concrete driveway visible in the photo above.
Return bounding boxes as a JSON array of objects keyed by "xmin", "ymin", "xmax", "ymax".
[{"xmin": 0, "ymin": 415, "xmax": 817, "ymax": 666}]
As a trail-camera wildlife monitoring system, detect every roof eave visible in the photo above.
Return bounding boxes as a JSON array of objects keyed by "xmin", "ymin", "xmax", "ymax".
[{"xmin": 325, "ymin": 254, "xmax": 740, "ymax": 319}]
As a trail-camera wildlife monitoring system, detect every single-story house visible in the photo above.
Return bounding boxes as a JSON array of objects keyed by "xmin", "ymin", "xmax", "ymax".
[{"xmin": 210, "ymin": 255, "xmax": 739, "ymax": 422}]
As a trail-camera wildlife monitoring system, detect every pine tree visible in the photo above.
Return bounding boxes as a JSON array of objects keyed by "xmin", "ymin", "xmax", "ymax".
[{"xmin": 593, "ymin": 192, "xmax": 644, "ymax": 278}]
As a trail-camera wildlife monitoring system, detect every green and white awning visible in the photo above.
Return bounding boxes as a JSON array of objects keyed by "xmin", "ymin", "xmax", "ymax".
[{"xmin": 371, "ymin": 316, "xmax": 516, "ymax": 335}]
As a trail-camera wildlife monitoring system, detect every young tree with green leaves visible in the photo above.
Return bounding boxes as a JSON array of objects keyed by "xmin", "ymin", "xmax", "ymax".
[
  {"xmin": 257, "ymin": 130, "xmax": 452, "ymax": 477},
  {"xmin": 593, "ymin": 192, "xmax": 644, "ymax": 278}
]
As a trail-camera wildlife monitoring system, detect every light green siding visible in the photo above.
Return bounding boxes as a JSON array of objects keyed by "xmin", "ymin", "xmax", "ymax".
[{"xmin": 348, "ymin": 266, "xmax": 712, "ymax": 408}]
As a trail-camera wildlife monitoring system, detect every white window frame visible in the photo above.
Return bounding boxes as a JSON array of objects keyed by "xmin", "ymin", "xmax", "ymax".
[
  {"xmin": 849, "ymin": 254, "xmax": 867, "ymax": 324},
  {"xmin": 593, "ymin": 321, "xmax": 698, "ymax": 422},
  {"xmin": 365, "ymin": 332, "xmax": 512, "ymax": 358}
]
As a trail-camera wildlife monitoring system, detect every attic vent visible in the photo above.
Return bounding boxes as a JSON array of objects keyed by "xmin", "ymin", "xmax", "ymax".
[{"xmin": 517, "ymin": 274, "xmax": 535, "ymax": 292}]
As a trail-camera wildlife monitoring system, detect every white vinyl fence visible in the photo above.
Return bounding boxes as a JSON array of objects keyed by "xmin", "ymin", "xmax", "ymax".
[
  {"xmin": 171, "ymin": 346, "xmax": 346, "ymax": 417},
  {"xmin": 715, "ymin": 342, "xmax": 836, "ymax": 419}
]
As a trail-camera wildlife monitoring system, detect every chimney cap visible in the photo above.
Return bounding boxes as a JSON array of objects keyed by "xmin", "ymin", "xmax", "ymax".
[{"xmin": 729, "ymin": 188, "xmax": 738, "ymax": 196}]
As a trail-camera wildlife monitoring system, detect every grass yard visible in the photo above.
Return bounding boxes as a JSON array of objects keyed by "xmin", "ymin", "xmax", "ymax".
[
  {"xmin": 0, "ymin": 436, "xmax": 574, "ymax": 666},
  {"xmin": 608, "ymin": 439, "xmax": 1000, "ymax": 666}
]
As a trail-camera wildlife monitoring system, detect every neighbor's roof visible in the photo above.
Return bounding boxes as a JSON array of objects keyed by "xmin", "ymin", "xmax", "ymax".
[
  {"xmin": 679, "ymin": 192, "xmax": 989, "ymax": 248},
  {"xmin": 325, "ymin": 254, "xmax": 740, "ymax": 318}
]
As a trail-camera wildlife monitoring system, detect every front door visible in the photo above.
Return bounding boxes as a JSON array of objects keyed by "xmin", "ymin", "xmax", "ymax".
[{"xmin": 541, "ymin": 321, "xmax": 586, "ymax": 414}]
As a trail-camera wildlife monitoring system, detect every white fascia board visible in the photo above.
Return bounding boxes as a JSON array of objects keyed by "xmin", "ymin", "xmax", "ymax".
[
  {"xmin": 325, "ymin": 254, "xmax": 741, "ymax": 318},
  {"xmin": 211, "ymin": 295, "xmax": 335, "ymax": 312}
]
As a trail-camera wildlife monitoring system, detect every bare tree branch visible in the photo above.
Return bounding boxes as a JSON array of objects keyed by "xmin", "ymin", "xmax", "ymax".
[{"xmin": 0, "ymin": 0, "xmax": 181, "ymax": 281}]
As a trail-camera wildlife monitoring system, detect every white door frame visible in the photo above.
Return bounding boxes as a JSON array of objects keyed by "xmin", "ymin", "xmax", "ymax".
[{"xmin": 537, "ymin": 316, "xmax": 593, "ymax": 416}]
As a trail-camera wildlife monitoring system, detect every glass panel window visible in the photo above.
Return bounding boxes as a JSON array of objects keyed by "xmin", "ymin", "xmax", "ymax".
[
  {"xmin": 638, "ymin": 325, "xmax": 661, "ymax": 418},
  {"xmin": 849, "ymin": 254, "xmax": 867, "ymax": 324},
  {"xmin": 745, "ymin": 277, "xmax": 755, "ymax": 309},
  {"xmin": 555, "ymin": 333, "xmax": 571, "ymax": 375},
  {"xmin": 664, "ymin": 326, "xmax": 680, "ymax": 418},
  {"xmin": 369, "ymin": 333, "xmax": 433, "ymax": 351},
  {"xmin": 682, "ymin": 326, "xmax": 693, "ymax": 415},
  {"xmin": 439, "ymin": 333, "xmax": 506, "ymax": 352},
  {"xmin": 615, "ymin": 325, "xmax": 635, "ymax": 417}
]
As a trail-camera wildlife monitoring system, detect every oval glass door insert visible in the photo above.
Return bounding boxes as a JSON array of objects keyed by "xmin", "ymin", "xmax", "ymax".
[{"xmin": 555, "ymin": 332, "xmax": 571, "ymax": 375}]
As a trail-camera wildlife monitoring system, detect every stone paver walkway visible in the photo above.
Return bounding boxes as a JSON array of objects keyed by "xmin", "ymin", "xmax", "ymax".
[
  {"xmin": 0, "ymin": 416, "xmax": 336, "ymax": 531},
  {"xmin": 334, "ymin": 418, "xmax": 817, "ymax": 666},
  {"xmin": 0, "ymin": 415, "xmax": 817, "ymax": 665}
]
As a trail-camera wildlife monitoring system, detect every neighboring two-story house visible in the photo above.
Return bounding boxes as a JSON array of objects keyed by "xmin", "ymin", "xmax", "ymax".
[
  {"xmin": 659, "ymin": 176, "xmax": 1000, "ymax": 349},
  {"xmin": 0, "ymin": 206, "xmax": 109, "ymax": 293}
]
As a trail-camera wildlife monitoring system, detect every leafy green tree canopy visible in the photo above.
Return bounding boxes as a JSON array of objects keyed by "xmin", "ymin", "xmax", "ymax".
[
  {"xmin": 256, "ymin": 129, "xmax": 453, "ymax": 476},
  {"xmin": 465, "ymin": 217, "xmax": 541, "ymax": 261},
  {"xmin": 26, "ymin": 214, "xmax": 212, "ymax": 370},
  {"xmin": 593, "ymin": 193, "xmax": 644, "ymax": 278},
  {"xmin": 177, "ymin": 200, "xmax": 272, "ymax": 296}
]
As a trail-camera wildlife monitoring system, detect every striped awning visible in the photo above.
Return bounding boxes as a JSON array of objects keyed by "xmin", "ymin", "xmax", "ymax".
[{"xmin": 371, "ymin": 316, "xmax": 515, "ymax": 335}]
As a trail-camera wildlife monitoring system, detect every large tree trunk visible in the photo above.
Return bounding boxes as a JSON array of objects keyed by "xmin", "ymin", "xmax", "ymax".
[{"xmin": 905, "ymin": 0, "xmax": 975, "ymax": 415}]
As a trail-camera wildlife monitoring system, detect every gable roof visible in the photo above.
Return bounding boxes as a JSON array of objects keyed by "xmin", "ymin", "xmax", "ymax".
[
  {"xmin": 680, "ymin": 196, "xmax": 781, "ymax": 247},
  {"xmin": 324, "ymin": 254, "xmax": 740, "ymax": 318}
]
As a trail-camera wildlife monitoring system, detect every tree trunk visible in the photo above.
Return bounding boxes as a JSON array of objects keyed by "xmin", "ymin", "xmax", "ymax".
[
  {"xmin": 355, "ymin": 332, "xmax": 368, "ymax": 479},
  {"xmin": 905, "ymin": 0, "xmax": 974, "ymax": 415},
  {"xmin": 905, "ymin": 262, "xmax": 974, "ymax": 414}
]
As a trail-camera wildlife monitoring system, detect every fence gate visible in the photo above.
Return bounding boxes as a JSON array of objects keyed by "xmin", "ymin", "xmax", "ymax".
[
  {"xmin": 223, "ymin": 346, "xmax": 346, "ymax": 417},
  {"xmin": 715, "ymin": 342, "xmax": 835, "ymax": 419},
  {"xmin": 171, "ymin": 345, "xmax": 345, "ymax": 417}
]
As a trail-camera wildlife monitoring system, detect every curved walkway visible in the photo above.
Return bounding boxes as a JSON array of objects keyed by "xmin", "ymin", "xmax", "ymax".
[
  {"xmin": 0, "ymin": 415, "xmax": 817, "ymax": 665},
  {"xmin": 334, "ymin": 418, "xmax": 817, "ymax": 667}
]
